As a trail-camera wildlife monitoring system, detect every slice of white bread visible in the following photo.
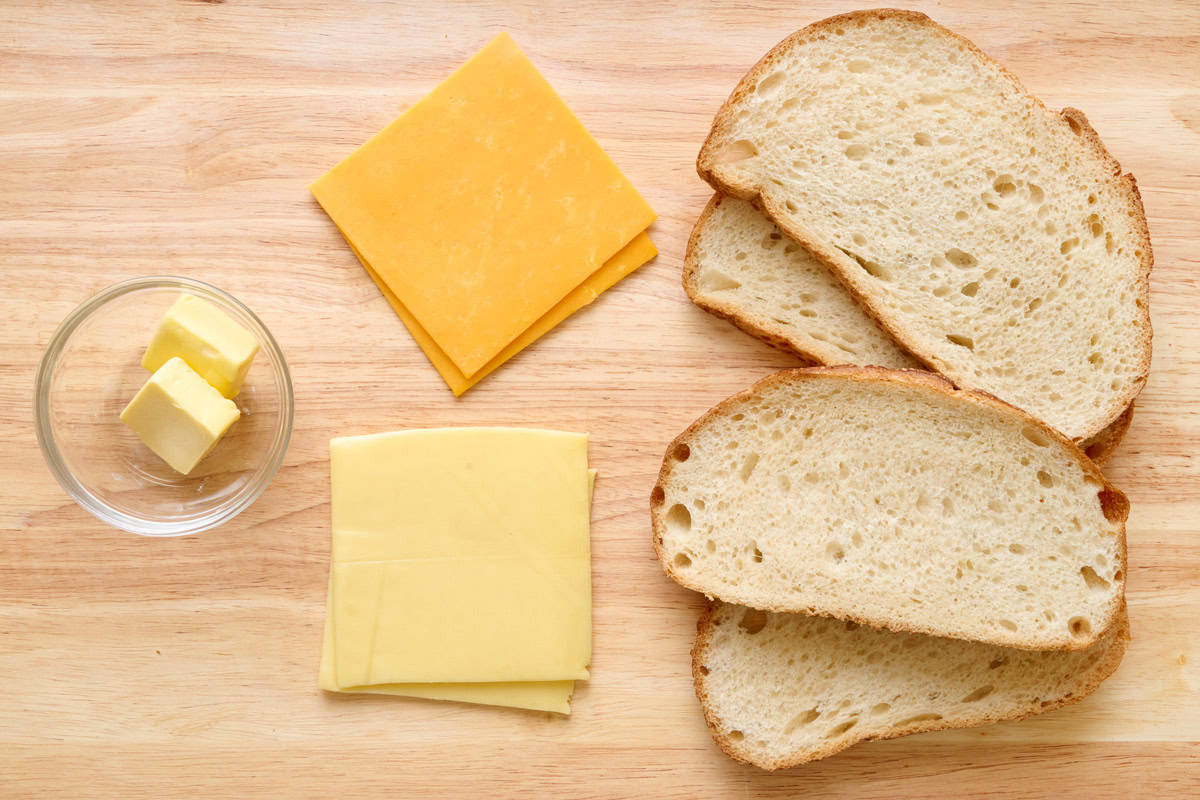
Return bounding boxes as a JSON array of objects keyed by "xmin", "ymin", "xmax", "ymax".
[
  {"xmin": 651, "ymin": 367, "xmax": 1129, "ymax": 650},
  {"xmin": 697, "ymin": 9, "xmax": 1152, "ymax": 442},
  {"xmin": 693, "ymin": 601, "xmax": 1130, "ymax": 769},
  {"xmin": 684, "ymin": 194, "xmax": 920, "ymax": 369},
  {"xmin": 683, "ymin": 193, "xmax": 1133, "ymax": 463}
]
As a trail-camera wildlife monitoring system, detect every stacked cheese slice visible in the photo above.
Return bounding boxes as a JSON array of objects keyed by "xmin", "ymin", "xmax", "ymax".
[
  {"xmin": 319, "ymin": 428, "xmax": 594, "ymax": 713},
  {"xmin": 310, "ymin": 33, "xmax": 657, "ymax": 395}
]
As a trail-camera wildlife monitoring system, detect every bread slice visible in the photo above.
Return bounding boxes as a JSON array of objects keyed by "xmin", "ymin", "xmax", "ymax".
[
  {"xmin": 697, "ymin": 9, "xmax": 1152, "ymax": 442},
  {"xmin": 683, "ymin": 193, "xmax": 1133, "ymax": 463},
  {"xmin": 684, "ymin": 194, "xmax": 920, "ymax": 369},
  {"xmin": 693, "ymin": 601, "xmax": 1130, "ymax": 769},
  {"xmin": 651, "ymin": 367, "xmax": 1129, "ymax": 650}
]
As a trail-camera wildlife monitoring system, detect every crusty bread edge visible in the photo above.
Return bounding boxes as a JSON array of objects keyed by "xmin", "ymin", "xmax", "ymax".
[
  {"xmin": 649, "ymin": 366, "xmax": 1130, "ymax": 651},
  {"xmin": 1081, "ymin": 401, "xmax": 1134, "ymax": 466},
  {"xmin": 691, "ymin": 600, "xmax": 1131, "ymax": 770},
  {"xmin": 695, "ymin": 8, "xmax": 1153, "ymax": 442}
]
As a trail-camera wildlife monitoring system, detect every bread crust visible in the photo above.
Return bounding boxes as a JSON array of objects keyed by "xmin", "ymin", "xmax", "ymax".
[
  {"xmin": 650, "ymin": 366, "xmax": 1130, "ymax": 651},
  {"xmin": 1081, "ymin": 402, "xmax": 1134, "ymax": 466},
  {"xmin": 696, "ymin": 9, "xmax": 1153, "ymax": 442},
  {"xmin": 690, "ymin": 600, "xmax": 1131, "ymax": 770}
]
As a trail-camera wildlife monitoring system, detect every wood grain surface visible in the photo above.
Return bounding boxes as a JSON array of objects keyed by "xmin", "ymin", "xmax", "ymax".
[{"xmin": 2, "ymin": 1, "xmax": 1198, "ymax": 797}]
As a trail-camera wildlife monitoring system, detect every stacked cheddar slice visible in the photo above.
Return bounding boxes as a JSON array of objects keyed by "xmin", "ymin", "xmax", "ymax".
[
  {"xmin": 319, "ymin": 428, "xmax": 595, "ymax": 713},
  {"xmin": 311, "ymin": 33, "xmax": 656, "ymax": 395}
]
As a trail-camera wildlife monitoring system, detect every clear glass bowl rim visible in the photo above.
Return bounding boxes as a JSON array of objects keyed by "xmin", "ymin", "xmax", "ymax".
[{"xmin": 34, "ymin": 276, "xmax": 294, "ymax": 537}]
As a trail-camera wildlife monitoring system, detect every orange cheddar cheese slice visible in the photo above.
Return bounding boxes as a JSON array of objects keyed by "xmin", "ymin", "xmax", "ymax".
[
  {"xmin": 344, "ymin": 231, "xmax": 656, "ymax": 395},
  {"xmin": 310, "ymin": 33, "xmax": 656, "ymax": 379}
]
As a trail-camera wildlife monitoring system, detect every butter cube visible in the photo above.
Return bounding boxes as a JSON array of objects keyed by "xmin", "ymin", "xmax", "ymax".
[
  {"xmin": 121, "ymin": 357, "xmax": 241, "ymax": 475},
  {"xmin": 143, "ymin": 294, "xmax": 259, "ymax": 398}
]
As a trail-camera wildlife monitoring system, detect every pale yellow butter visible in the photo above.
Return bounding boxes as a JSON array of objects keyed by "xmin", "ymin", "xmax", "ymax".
[
  {"xmin": 143, "ymin": 294, "xmax": 259, "ymax": 398},
  {"xmin": 120, "ymin": 356, "xmax": 240, "ymax": 475}
]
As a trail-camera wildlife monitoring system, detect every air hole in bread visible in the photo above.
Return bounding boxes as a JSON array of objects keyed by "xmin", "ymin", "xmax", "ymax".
[
  {"xmin": 1080, "ymin": 566, "xmax": 1110, "ymax": 591},
  {"xmin": 738, "ymin": 608, "xmax": 767, "ymax": 634},
  {"xmin": 673, "ymin": 443, "xmax": 691, "ymax": 462},
  {"xmin": 1087, "ymin": 352, "xmax": 1103, "ymax": 366},
  {"xmin": 665, "ymin": 504, "xmax": 692, "ymax": 536},
  {"xmin": 752, "ymin": 545, "xmax": 764, "ymax": 563},
  {"xmin": 946, "ymin": 334, "xmax": 974, "ymax": 350},
  {"xmin": 988, "ymin": 657, "xmax": 1008, "ymax": 670},
  {"xmin": 826, "ymin": 720, "xmax": 858, "ymax": 738},
  {"xmin": 650, "ymin": 486, "xmax": 665, "ymax": 506},
  {"xmin": 698, "ymin": 267, "xmax": 741, "ymax": 292},
  {"xmin": 915, "ymin": 490, "xmax": 930, "ymax": 511},
  {"xmin": 1061, "ymin": 237, "xmax": 1080, "ymax": 255},
  {"xmin": 846, "ymin": 58, "xmax": 872, "ymax": 73},
  {"xmin": 899, "ymin": 713, "xmax": 942, "ymax": 725},
  {"xmin": 998, "ymin": 619, "xmax": 1018, "ymax": 631},
  {"xmin": 785, "ymin": 708, "xmax": 821, "ymax": 733},
  {"xmin": 1009, "ymin": 543, "xmax": 1027, "ymax": 554},
  {"xmin": 913, "ymin": 132, "xmax": 932, "ymax": 146},
  {"xmin": 955, "ymin": 210, "xmax": 968, "ymax": 221},
  {"xmin": 1067, "ymin": 116, "xmax": 1083, "ymax": 135},
  {"xmin": 825, "ymin": 542, "xmax": 846, "ymax": 563},
  {"xmin": 1028, "ymin": 183, "xmax": 1045, "ymax": 204},
  {"xmin": 993, "ymin": 176, "xmax": 1017, "ymax": 197},
  {"xmin": 1021, "ymin": 426, "xmax": 1051, "ymax": 447},
  {"xmin": 727, "ymin": 730, "xmax": 744, "ymax": 742},
  {"xmin": 739, "ymin": 452, "xmax": 760, "ymax": 483},
  {"xmin": 715, "ymin": 139, "xmax": 758, "ymax": 165},
  {"xmin": 1027, "ymin": 297, "xmax": 1043, "ymax": 313},
  {"xmin": 697, "ymin": 664, "xmax": 709, "ymax": 675},
  {"xmin": 1037, "ymin": 470, "xmax": 1055, "ymax": 488},
  {"xmin": 1069, "ymin": 617, "xmax": 1091, "ymax": 637},
  {"xmin": 945, "ymin": 248, "xmax": 978, "ymax": 269},
  {"xmin": 1113, "ymin": 569, "xmax": 1123, "ymax": 582},
  {"xmin": 918, "ymin": 93, "xmax": 943, "ymax": 105},
  {"xmin": 705, "ymin": 539, "xmax": 716, "ymax": 554},
  {"xmin": 672, "ymin": 552, "xmax": 692, "ymax": 568},
  {"xmin": 870, "ymin": 703, "xmax": 891, "ymax": 715},
  {"xmin": 844, "ymin": 144, "xmax": 869, "ymax": 160},
  {"xmin": 960, "ymin": 685, "xmax": 996, "ymax": 703}
]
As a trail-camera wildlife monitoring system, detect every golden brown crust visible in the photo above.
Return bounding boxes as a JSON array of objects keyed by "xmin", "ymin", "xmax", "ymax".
[
  {"xmin": 691, "ymin": 601, "xmax": 1131, "ymax": 770},
  {"xmin": 696, "ymin": 9, "xmax": 1153, "ymax": 442},
  {"xmin": 650, "ymin": 366, "xmax": 1130, "ymax": 651},
  {"xmin": 1081, "ymin": 402, "xmax": 1134, "ymax": 465}
]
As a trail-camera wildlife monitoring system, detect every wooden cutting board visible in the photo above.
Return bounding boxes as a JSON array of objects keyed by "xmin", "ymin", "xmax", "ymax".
[{"xmin": 2, "ymin": 1, "xmax": 1197, "ymax": 796}]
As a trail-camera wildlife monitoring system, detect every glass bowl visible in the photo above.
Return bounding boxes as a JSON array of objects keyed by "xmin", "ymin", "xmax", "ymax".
[{"xmin": 35, "ymin": 277, "xmax": 293, "ymax": 536}]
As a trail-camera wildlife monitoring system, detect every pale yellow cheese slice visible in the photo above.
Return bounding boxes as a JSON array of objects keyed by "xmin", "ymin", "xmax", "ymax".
[
  {"xmin": 315, "ymin": 470, "xmax": 596, "ymax": 714},
  {"xmin": 310, "ymin": 32, "xmax": 656, "ymax": 378},
  {"xmin": 344, "ymin": 231, "xmax": 656, "ymax": 396},
  {"xmin": 328, "ymin": 428, "xmax": 592, "ymax": 689},
  {"xmin": 318, "ymin": 578, "xmax": 576, "ymax": 713}
]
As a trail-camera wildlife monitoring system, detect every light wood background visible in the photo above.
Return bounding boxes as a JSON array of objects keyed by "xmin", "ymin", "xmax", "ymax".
[{"xmin": 2, "ymin": 1, "xmax": 1197, "ymax": 797}]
